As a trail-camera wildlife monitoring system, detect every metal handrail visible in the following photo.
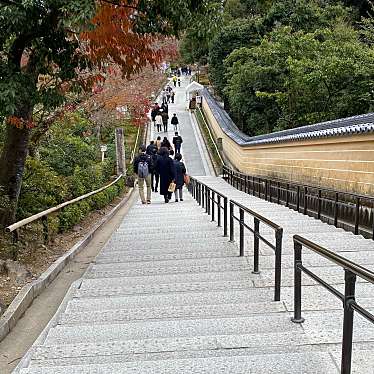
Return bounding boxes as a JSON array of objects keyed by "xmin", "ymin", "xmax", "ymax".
[
  {"xmin": 223, "ymin": 165, "xmax": 374, "ymax": 239},
  {"xmin": 291, "ymin": 235, "xmax": 374, "ymax": 374},
  {"xmin": 5, "ymin": 175, "xmax": 123, "ymax": 238},
  {"xmin": 230, "ymin": 199, "xmax": 283, "ymax": 301},
  {"xmin": 188, "ymin": 176, "xmax": 283, "ymax": 301}
]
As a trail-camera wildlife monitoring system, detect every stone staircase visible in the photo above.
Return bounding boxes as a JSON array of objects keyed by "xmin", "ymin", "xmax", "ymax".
[{"xmin": 15, "ymin": 180, "xmax": 374, "ymax": 373}]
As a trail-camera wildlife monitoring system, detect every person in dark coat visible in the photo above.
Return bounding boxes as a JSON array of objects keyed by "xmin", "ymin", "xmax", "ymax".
[
  {"xmin": 150, "ymin": 148, "xmax": 159, "ymax": 192},
  {"xmin": 173, "ymin": 153, "xmax": 186, "ymax": 202},
  {"xmin": 161, "ymin": 136, "xmax": 171, "ymax": 150},
  {"xmin": 161, "ymin": 110, "xmax": 169, "ymax": 132},
  {"xmin": 171, "ymin": 113, "xmax": 179, "ymax": 131},
  {"xmin": 172, "ymin": 132, "xmax": 183, "ymax": 154},
  {"xmin": 156, "ymin": 147, "xmax": 176, "ymax": 203},
  {"xmin": 146, "ymin": 140, "xmax": 157, "ymax": 155}
]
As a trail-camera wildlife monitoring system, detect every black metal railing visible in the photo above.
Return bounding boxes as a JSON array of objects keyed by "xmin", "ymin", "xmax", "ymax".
[
  {"xmin": 291, "ymin": 235, "xmax": 374, "ymax": 374},
  {"xmin": 188, "ymin": 177, "xmax": 283, "ymax": 301},
  {"xmin": 230, "ymin": 200, "xmax": 283, "ymax": 301},
  {"xmin": 222, "ymin": 165, "xmax": 374, "ymax": 239},
  {"xmin": 188, "ymin": 178, "xmax": 228, "ymax": 237}
]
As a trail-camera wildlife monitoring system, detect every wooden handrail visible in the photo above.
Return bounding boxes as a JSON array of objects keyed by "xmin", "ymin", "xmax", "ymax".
[{"xmin": 5, "ymin": 175, "xmax": 123, "ymax": 233}]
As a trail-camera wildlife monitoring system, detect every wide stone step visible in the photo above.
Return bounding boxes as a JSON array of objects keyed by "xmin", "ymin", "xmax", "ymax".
[
  {"xmin": 66, "ymin": 288, "xmax": 276, "ymax": 312},
  {"xmin": 102, "ymin": 236, "xmax": 229, "ymax": 250},
  {"xmin": 95, "ymin": 249, "xmax": 236, "ymax": 263},
  {"xmin": 58, "ymin": 301, "xmax": 286, "ymax": 325},
  {"xmin": 89, "ymin": 257, "xmax": 248, "ymax": 275},
  {"xmin": 107, "ymin": 230, "xmax": 225, "ymax": 241},
  {"xmin": 19, "ymin": 351, "xmax": 339, "ymax": 373},
  {"xmin": 44, "ymin": 314, "xmax": 301, "ymax": 345},
  {"xmin": 29, "ymin": 331, "xmax": 313, "ymax": 366},
  {"xmin": 79, "ymin": 270, "xmax": 254, "ymax": 287},
  {"xmin": 74, "ymin": 279, "xmax": 256, "ymax": 298}
]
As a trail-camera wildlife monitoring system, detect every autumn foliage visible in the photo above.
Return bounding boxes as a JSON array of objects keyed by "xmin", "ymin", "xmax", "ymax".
[{"xmin": 81, "ymin": 0, "xmax": 163, "ymax": 79}]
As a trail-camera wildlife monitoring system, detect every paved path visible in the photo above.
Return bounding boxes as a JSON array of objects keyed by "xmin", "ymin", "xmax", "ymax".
[
  {"xmin": 149, "ymin": 76, "xmax": 214, "ymax": 177},
  {"xmin": 14, "ymin": 77, "xmax": 374, "ymax": 373}
]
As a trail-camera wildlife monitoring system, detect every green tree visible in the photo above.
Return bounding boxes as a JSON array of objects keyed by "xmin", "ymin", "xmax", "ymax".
[
  {"xmin": 209, "ymin": 17, "xmax": 265, "ymax": 96},
  {"xmin": 224, "ymin": 25, "xmax": 374, "ymax": 135}
]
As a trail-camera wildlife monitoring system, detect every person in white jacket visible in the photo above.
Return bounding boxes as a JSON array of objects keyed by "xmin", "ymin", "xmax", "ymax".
[{"xmin": 155, "ymin": 112, "xmax": 163, "ymax": 132}]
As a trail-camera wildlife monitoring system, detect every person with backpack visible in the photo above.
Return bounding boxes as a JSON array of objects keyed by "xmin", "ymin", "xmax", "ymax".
[
  {"xmin": 173, "ymin": 153, "xmax": 186, "ymax": 202},
  {"xmin": 172, "ymin": 132, "xmax": 183, "ymax": 154},
  {"xmin": 156, "ymin": 147, "xmax": 176, "ymax": 203},
  {"xmin": 133, "ymin": 145, "xmax": 152, "ymax": 204},
  {"xmin": 171, "ymin": 113, "xmax": 179, "ymax": 131},
  {"xmin": 161, "ymin": 136, "xmax": 171, "ymax": 150},
  {"xmin": 146, "ymin": 140, "xmax": 157, "ymax": 155}
]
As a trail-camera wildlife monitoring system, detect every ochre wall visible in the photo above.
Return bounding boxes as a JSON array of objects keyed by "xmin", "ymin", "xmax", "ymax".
[{"xmin": 202, "ymin": 98, "xmax": 374, "ymax": 195}]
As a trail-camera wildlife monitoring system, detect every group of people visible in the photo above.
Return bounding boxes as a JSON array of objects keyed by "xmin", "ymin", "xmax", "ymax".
[
  {"xmin": 133, "ymin": 136, "xmax": 186, "ymax": 204},
  {"xmin": 151, "ymin": 103, "xmax": 180, "ymax": 133}
]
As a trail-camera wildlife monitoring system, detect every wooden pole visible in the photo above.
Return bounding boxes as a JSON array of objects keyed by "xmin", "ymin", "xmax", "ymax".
[{"xmin": 115, "ymin": 128, "xmax": 126, "ymax": 176}]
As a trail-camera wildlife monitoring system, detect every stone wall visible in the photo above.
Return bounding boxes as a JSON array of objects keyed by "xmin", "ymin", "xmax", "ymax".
[{"xmin": 201, "ymin": 97, "xmax": 374, "ymax": 196}]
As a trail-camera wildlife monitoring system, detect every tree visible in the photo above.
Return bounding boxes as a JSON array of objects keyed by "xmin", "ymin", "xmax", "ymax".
[
  {"xmin": 224, "ymin": 24, "xmax": 374, "ymax": 135},
  {"xmin": 209, "ymin": 17, "xmax": 265, "ymax": 96},
  {"xmin": 0, "ymin": 0, "xmax": 216, "ymax": 227}
]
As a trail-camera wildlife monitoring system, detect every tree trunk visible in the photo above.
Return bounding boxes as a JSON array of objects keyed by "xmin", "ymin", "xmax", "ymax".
[{"xmin": 0, "ymin": 124, "xmax": 31, "ymax": 228}]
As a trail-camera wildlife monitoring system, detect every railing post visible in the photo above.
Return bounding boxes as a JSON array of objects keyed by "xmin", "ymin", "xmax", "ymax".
[
  {"xmin": 274, "ymin": 229, "xmax": 283, "ymax": 301},
  {"xmin": 317, "ymin": 189, "xmax": 321, "ymax": 219},
  {"xmin": 334, "ymin": 192, "xmax": 339, "ymax": 227},
  {"xmin": 286, "ymin": 184, "xmax": 289, "ymax": 207},
  {"xmin": 42, "ymin": 216, "xmax": 49, "ymax": 244},
  {"xmin": 211, "ymin": 191, "xmax": 215, "ymax": 222},
  {"xmin": 217, "ymin": 195, "xmax": 221, "ymax": 227},
  {"xmin": 229, "ymin": 201, "xmax": 234, "ymax": 242},
  {"xmin": 253, "ymin": 217, "xmax": 260, "ymax": 274},
  {"xmin": 239, "ymin": 208, "xmax": 244, "ymax": 256},
  {"xmin": 252, "ymin": 176, "xmax": 255, "ymax": 196},
  {"xmin": 354, "ymin": 197, "xmax": 360, "ymax": 235},
  {"xmin": 296, "ymin": 186, "xmax": 300, "ymax": 212},
  {"xmin": 265, "ymin": 180, "xmax": 268, "ymax": 201},
  {"xmin": 341, "ymin": 269, "xmax": 357, "ymax": 374},
  {"xmin": 224, "ymin": 197, "xmax": 228, "ymax": 237},
  {"xmin": 277, "ymin": 182, "xmax": 280, "ymax": 204},
  {"xmin": 303, "ymin": 186, "xmax": 308, "ymax": 215},
  {"xmin": 201, "ymin": 185, "xmax": 205, "ymax": 208},
  {"xmin": 269, "ymin": 181, "xmax": 272, "ymax": 202},
  {"xmin": 206, "ymin": 189, "xmax": 210, "ymax": 215},
  {"xmin": 245, "ymin": 175, "xmax": 248, "ymax": 194},
  {"xmin": 291, "ymin": 240, "xmax": 305, "ymax": 323}
]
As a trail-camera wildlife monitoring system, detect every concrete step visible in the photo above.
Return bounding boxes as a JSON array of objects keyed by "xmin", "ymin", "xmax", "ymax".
[
  {"xmin": 44, "ymin": 314, "xmax": 301, "ymax": 345},
  {"xmin": 66, "ymin": 288, "xmax": 277, "ymax": 312},
  {"xmin": 58, "ymin": 301, "xmax": 286, "ymax": 325},
  {"xmin": 79, "ymin": 270, "xmax": 254, "ymax": 288},
  {"xmin": 95, "ymin": 249, "xmax": 236, "ymax": 263},
  {"xmin": 74, "ymin": 278, "xmax": 256, "ymax": 298},
  {"xmin": 108, "ymin": 230, "xmax": 223, "ymax": 241},
  {"xmin": 102, "ymin": 236, "xmax": 229, "ymax": 250},
  {"xmin": 88, "ymin": 257, "xmax": 249, "ymax": 276},
  {"xmin": 19, "ymin": 351, "xmax": 339, "ymax": 373}
]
